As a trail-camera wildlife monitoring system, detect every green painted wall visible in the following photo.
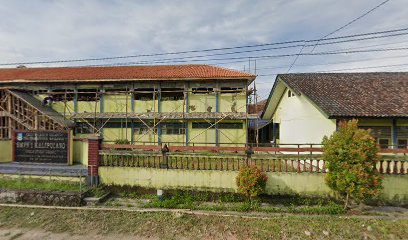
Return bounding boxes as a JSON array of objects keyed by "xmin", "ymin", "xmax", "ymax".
[
  {"xmin": 103, "ymin": 94, "xmax": 131, "ymax": 113},
  {"xmin": 161, "ymin": 134, "xmax": 185, "ymax": 146},
  {"xmin": 0, "ymin": 140, "xmax": 12, "ymax": 162},
  {"xmin": 161, "ymin": 100, "xmax": 184, "ymax": 113},
  {"xmin": 99, "ymin": 167, "xmax": 237, "ymax": 191},
  {"xmin": 103, "ymin": 128, "xmax": 132, "ymax": 142},
  {"xmin": 219, "ymin": 92, "xmax": 246, "ymax": 113},
  {"xmin": 189, "ymin": 122, "xmax": 216, "ymax": 146},
  {"xmin": 73, "ymin": 140, "xmax": 88, "ymax": 165},
  {"xmin": 218, "ymin": 122, "xmax": 246, "ymax": 146},
  {"xmin": 135, "ymin": 100, "xmax": 157, "ymax": 113},
  {"xmin": 188, "ymin": 93, "xmax": 216, "ymax": 113},
  {"xmin": 77, "ymin": 101, "xmax": 100, "ymax": 113},
  {"xmin": 99, "ymin": 167, "xmax": 408, "ymax": 204}
]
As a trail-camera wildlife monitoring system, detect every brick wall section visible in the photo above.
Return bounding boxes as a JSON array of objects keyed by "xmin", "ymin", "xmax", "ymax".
[{"xmin": 88, "ymin": 136, "xmax": 102, "ymax": 177}]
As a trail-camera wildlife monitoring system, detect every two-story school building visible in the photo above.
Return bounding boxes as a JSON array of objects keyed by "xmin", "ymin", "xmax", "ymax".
[{"xmin": 0, "ymin": 64, "xmax": 257, "ymax": 163}]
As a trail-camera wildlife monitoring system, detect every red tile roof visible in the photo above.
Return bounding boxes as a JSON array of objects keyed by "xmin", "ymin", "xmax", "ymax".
[
  {"xmin": 0, "ymin": 64, "xmax": 255, "ymax": 83},
  {"xmin": 278, "ymin": 72, "xmax": 408, "ymax": 118}
]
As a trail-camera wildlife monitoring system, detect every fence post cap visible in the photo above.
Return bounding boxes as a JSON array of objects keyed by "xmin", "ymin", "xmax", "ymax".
[{"xmin": 87, "ymin": 135, "xmax": 103, "ymax": 141}]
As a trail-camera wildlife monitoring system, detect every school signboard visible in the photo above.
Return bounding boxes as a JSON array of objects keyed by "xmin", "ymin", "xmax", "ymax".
[{"xmin": 13, "ymin": 130, "xmax": 70, "ymax": 164}]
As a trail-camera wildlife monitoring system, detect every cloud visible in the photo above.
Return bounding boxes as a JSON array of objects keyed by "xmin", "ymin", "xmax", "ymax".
[{"xmin": 0, "ymin": 0, "xmax": 407, "ymax": 98}]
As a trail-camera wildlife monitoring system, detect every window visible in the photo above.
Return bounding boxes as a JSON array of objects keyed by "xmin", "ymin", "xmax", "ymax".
[
  {"xmin": 218, "ymin": 123, "xmax": 243, "ymax": 129},
  {"xmin": 49, "ymin": 89, "xmax": 74, "ymax": 101},
  {"xmin": 192, "ymin": 122, "xmax": 242, "ymax": 129},
  {"xmin": 192, "ymin": 88, "xmax": 214, "ymax": 94},
  {"xmin": 103, "ymin": 122, "xmax": 130, "ymax": 128},
  {"xmin": 161, "ymin": 123, "xmax": 185, "ymax": 135},
  {"xmin": 134, "ymin": 122, "xmax": 157, "ymax": 135},
  {"xmin": 75, "ymin": 122, "xmax": 94, "ymax": 134},
  {"xmin": 77, "ymin": 89, "xmax": 100, "ymax": 101},
  {"xmin": 360, "ymin": 126, "xmax": 391, "ymax": 140},
  {"xmin": 104, "ymin": 88, "xmax": 129, "ymax": 94},
  {"xmin": 192, "ymin": 122, "xmax": 215, "ymax": 129},
  {"xmin": 220, "ymin": 87, "xmax": 243, "ymax": 94},
  {"xmin": 33, "ymin": 90, "xmax": 49, "ymax": 95},
  {"xmin": 135, "ymin": 128, "xmax": 157, "ymax": 135},
  {"xmin": 378, "ymin": 138, "xmax": 390, "ymax": 149},
  {"xmin": 134, "ymin": 88, "xmax": 156, "ymax": 101},
  {"xmin": 161, "ymin": 88, "xmax": 184, "ymax": 101},
  {"xmin": 397, "ymin": 139, "xmax": 408, "ymax": 149}
]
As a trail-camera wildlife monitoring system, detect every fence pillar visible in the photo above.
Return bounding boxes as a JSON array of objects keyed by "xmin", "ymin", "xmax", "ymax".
[
  {"xmin": 245, "ymin": 146, "xmax": 254, "ymax": 165},
  {"xmin": 161, "ymin": 144, "xmax": 169, "ymax": 169},
  {"xmin": 87, "ymin": 135, "xmax": 102, "ymax": 186}
]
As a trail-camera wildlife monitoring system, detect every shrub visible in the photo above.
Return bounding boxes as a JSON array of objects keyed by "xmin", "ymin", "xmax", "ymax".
[
  {"xmin": 322, "ymin": 119, "xmax": 382, "ymax": 209},
  {"xmin": 235, "ymin": 164, "xmax": 268, "ymax": 202}
]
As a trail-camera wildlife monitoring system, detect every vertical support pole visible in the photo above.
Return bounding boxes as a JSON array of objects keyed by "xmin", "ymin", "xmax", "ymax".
[
  {"xmin": 272, "ymin": 122, "xmax": 276, "ymax": 145},
  {"xmin": 185, "ymin": 121, "xmax": 189, "ymax": 146},
  {"xmin": 392, "ymin": 119, "xmax": 397, "ymax": 149},
  {"xmin": 87, "ymin": 136, "xmax": 102, "ymax": 186},
  {"xmin": 11, "ymin": 130, "xmax": 16, "ymax": 161},
  {"xmin": 131, "ymin": 86, "xmax": 135, "ymax": 112},
  {"xmin": 157, "ymin": 84, "xmax": 161, "ymax": 146},
  {"xmin": 215, "ymin": 82, "xmax": 219, "ymax": 147},
  {"xmin": 73, "ymin": 88, "xmax": 78, "ymax": 113},
  {"xmin": 99, "ymin": 88, "xmax": 104, "ymax": 137},
  {"xmin": 185, "ymin": 82, "xmax": 189, "ymax": 146},
  {"xmin": 131, "ymin": 86, "xmax": 135, "ymax": 144},
  {"xmin": 245, "ymin": 84, "xmax": 249, "ymax": 146},
  {"xmin": 335, "ymin": 119, "xmax": 339, "ymax": 131},
  {"xmin": 7, "ymin": 93, "xmax": 12, "ymax": 138}
]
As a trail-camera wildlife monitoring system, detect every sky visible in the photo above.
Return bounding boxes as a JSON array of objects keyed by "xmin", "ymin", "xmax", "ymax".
[{"xmin": 0, "ymin": 0, "xmax": 407, "ymax": 99}]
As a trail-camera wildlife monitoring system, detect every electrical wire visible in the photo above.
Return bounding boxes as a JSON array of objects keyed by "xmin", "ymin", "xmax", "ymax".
[{"xmin": 0, "ymin": 26, "xmax": 407, "ymax": 66}]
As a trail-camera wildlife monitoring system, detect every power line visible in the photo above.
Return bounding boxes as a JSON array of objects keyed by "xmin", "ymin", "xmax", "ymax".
[
  {"xmin": 255, "ymin": 52, "xmax": 408, "ymax": 71},
  {"xmin": 1, "ymin": 26, "xmax": 407, "ymax": 66},
  {"xmin": 311, "ymin": 0, "xmax": 391, "ymax": 52},
  {"xmin": 88, "ymin": 31, "xmax": 408, "ymax": 67},
  {"xmin": 256, "ymin": 61, "xmax": 408, "ymax": 77},
  {"xmin": 93, "ymin": 46, "xmax": 408, "ymax": 66}
]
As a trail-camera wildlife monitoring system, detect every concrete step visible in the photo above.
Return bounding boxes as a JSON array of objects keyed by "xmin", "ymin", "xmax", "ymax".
[{"xmin": 0, "ymin": 162, "xmax": 87, "ymax": 177}]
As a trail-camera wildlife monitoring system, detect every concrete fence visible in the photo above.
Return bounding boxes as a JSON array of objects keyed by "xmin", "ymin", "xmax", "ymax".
[
  {"xmin": 98, "ymin": 167, "xmax": 408, "ymax": 204},
  {"xmin": 81, "ymin": 137, "xmax": 408, "ymax": 204}
]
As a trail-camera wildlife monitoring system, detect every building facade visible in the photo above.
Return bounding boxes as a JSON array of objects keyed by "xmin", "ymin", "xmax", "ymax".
[
  {"xmin": 0, "ymin": 65, "xmax": 256, "ymax": 163},
  {"xmin": 261, "ymin": 73, "xmax": 408, "ymax": 148}
]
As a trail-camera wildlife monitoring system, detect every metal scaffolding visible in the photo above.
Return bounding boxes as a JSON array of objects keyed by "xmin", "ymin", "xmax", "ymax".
[{"xmin": 0, "ymin": 78, "xmax": 260, "ymax": 146}]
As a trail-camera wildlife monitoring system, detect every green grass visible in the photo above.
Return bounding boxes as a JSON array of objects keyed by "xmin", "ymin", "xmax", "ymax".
[
  {"xmin": 0, "ymin": 176, "xmax": 82, "ymax": 192},
  {"xmin": 0, "ymin": 206, "xmax": 406, "ymax": 239},
  {"xmin": 135, "ymin": 190, "xmax": 345, "ymax": 215},
  {"xmin": 86, "ymin": 186, "xmax": 107, "ymax": 198}
]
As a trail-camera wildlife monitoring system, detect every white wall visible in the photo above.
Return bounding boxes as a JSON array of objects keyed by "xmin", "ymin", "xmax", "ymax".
[{"xmin": 273, "ymin": 88, "xmax": 336, "ymax": 145}]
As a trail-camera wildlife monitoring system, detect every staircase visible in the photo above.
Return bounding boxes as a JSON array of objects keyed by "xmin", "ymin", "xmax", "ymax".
[{"xmin": 0, "ymin": 89, "xmax": 74, "ymax": 139}]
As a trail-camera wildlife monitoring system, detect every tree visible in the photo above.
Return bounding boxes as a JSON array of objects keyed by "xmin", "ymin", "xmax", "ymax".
[
  {"xmin": 322, "ymin": 119, "xmax": 382, "ymax": 209},
  {"xmin": 236, "ymin": 164, "xmax": 268, "ymax": 202}
]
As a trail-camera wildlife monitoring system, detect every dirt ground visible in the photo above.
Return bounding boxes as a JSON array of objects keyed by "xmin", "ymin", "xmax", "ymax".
[
  {"xmin": 0, "ymin": 228, "xmax": 157, "ymax": 240},
  {"xmin": 0, "ymin": 205, "xmax": 407, "ymax": 240}
]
